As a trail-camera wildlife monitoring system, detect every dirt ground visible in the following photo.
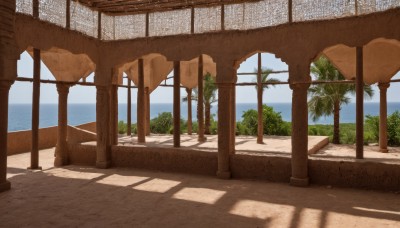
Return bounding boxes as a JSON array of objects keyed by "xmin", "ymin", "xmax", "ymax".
[
  {"xmin": 115, "ymin": 134, "xmax": 328, "ymax": 156},
  {"xmin": 1, "ymin": 149, "xmax": 400, "ymax": 228}
]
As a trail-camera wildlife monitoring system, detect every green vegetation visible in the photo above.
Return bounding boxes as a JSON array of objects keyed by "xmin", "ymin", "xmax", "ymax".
[
  {"xmin": 308, "ymin": 56, "xmax": 374, "ymax": 144},
  {"xmin": 238, "ymin": 105, "xmax": 290, "ymax": 136},
  {"xmin": 366, "ymin": 111, "xmax": 400, "ymax": 146},
  {"xmin": 117, "ymin": 108, "xmax": 400, "ymax": 147}
]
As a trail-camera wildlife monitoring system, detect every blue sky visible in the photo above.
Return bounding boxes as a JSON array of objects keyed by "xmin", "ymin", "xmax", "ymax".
[{"xmin": 10, "ymin": 52, "xmax": 400, "ymax": 104}]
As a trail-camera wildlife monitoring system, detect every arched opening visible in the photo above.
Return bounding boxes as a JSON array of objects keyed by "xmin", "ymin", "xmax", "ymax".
[
  {"xmin": 233, "ymin": 51, "xmax": 300, "ymax": 155},
  {"xmin": 9, "ymin": 47, "xmax": 97, "ymax": 169},
  {"xmin": 308, "ymin": 38, "xmax": 400, "ymax": 161}
]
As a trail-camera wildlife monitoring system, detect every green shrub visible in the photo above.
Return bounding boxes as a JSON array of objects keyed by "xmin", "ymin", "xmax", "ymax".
[
  {"xmin": 118, "ymin": 121, "xmax": 126, "ymax": 134},
  {"xmin": 366, "ymin": 111, "xmax": 400, "ymax": 146},
  {"xmin": 239, "ymin": 105, "xmax": 291, "ymax": 136},
  {"xmin": 150, "ymin": 112, "xmax": 173, "ymax": 134}
]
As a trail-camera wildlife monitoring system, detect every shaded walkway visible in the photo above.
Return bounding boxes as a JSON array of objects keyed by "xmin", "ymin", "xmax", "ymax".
[{"xmin": 2, "ymin": 150, "xmax": 400, "ymax": 227}]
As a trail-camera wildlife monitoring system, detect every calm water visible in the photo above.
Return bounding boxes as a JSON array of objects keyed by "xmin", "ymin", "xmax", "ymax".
[{"xmin": 8, "ymin": 102, "xmax": 400, "ymax": 131}]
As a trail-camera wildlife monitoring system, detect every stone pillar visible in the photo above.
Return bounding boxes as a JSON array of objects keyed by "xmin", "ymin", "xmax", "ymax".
[
  {"xmin": 186, "ymin": 88, "xmax": 193, "ymax": 135},
  {"xmin": 173, "ymin": 61, "xmax": 181, "ymax": 147},
  {"xmin": 216, "ymin": 63, "xmax": 235, "ymax": 179},
  {"xmin": 230, "ymin": 79, "xmax": 236, "ymax": 154},
  {"xmin": 29, "ymin": 48, "xmax": 41, "ymax": 170},
  {"xmin": 289, "ymin": 63, "xmax": 310, "ymax": 187},
  {"xmin": 356, "ymin": 47, "xmax": 364, "ymax": 159},
  {"xmin": 137, "ymin": 59, "xmax": 145, "ymax": 143},
  {"xmin": 257, "ymin": 53, "xmax": 264, "ymax": 144},
  {"xmin": 378, "ymin": 82, "xmax": 390, "ymax": 153},
  {"xmin": 127, "ymin": 79, "xmax": 132, "ymax": 136},
  {"xmin": 0, "ymin": 81, "xmax": 13, "ymax": 192},
  {"xmin": 144, "ymin": 87, "xmax": 151, "ymax": 136},
  {"xmin": 96, "ymin": 85, "xmax": 111, "ymax": 168},
  {"xmin": 197, "ymin": 55, "xmax": 206, "ymax": 142},
  {"xmin": 0, "ymin": 0, "xmax": 18, "ymax": 192},
  {"xmin": 109, "ymin": 84, "xmax": 118, "ymax": 145},
  {"xmin": 54, "ymin": 84, "xmax": 70, "ymax": 167}
]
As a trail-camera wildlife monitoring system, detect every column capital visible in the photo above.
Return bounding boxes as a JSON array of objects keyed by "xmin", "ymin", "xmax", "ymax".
[
  {"xmin": 289, "ymin": 81, "xmax": 310, "ymax": 91},
  {"xmin": 56, "ymin": 84, "xmax": 70, "ymax": 94},
  {"xmin": 378, "ymin": 82, "xmax": 390, "ymax": 90},
  {"xmin": 0, "ymin": 80, "xmax": 14, "ymax": 89}
]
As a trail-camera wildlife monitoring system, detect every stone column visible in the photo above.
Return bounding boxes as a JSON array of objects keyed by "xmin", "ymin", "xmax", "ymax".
[
  {"xmin": 127, "ymin": 79, "xmax": 132, "ymax": 136},
  {"xmin": 197, "ymin": 55, "xmax": 206, "ymax": 142},
  {"xmin": 216, "ymin": 63, "xmax": 235, "ymax": 179},
  {"xmin": 0, "ymin": 0, "xmax": 18, "ymax": 192},
  {"xmin": 356, "ymin": 47, "xmax": 364, "ymax": 159},
  {"xmin": 378, "ymin": 82, "xmax": 390, "ymax": 153},
  {"xmin": 29, "ymin": 48, "xmax": 41, "ymax": 170},
  {"xmin": 186, "ymin": 88, "xmax": 193, "ymax": 135},
  {"xmin": 144, "ymin": 87, "xmax": 151, "ymax": 136},
  {"xmin": 137, "ymin": 59, "xmax": 145, "ymax": 143},
  {"xmin": 96, "ymin": 85, "xmax": 111, "ymax": 168},
  {"xmin": 257, "ymin": 53, "xmax": 264, "ymax": 144},
  {"xmin": 230, "ymin": 78, "xmax": 236, "ymax": 154},
  {"xmin": 54, "ymin": 84, "xmax": 70, "ymax": 167},
  {"xmin": 109, "ymin": 84, "xmax": 118, "ymax": 145},
  {"xmin": 289, "ymin": 63, "xmax": 310, "ymax": 187},
  {"xmin": 0, "ymin": 80, "xmax": 13, "ymax": 192},
  {"xmin": 173, "ymin": 61, "xmax": 181, "ymax": 147}
]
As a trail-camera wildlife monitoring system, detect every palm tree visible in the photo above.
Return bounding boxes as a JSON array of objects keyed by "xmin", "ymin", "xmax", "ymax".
[
  {"xmin": 183, "ymin": 73, "xmax": 217, "ymax": 135},
  {"xmin": 253, "ymin": 67, "xmax": 280, "ymax": 143},
  {"xmin": 253, "ymin": 67, "xmax": 280, "ymax": 92},
  {"xmin": 203, "ymin": 73, "xmax": 218, "ymax": 134},
  {"xmin": 308, "ymin": 56, "xmax": 374, "ymax": 144}
]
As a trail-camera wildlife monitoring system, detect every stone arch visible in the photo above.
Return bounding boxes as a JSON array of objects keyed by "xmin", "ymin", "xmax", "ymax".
[
  {"xmin": 116, "ymin": 53, "xmax": 173, "ymax": 92},
  {"xmin": 320, "ymin": 38, "xmax": 400, "ymax": 84},
  {"xmin": 25, "ymin": 46, "xmax": 96, "ymax": 82},
  {"xmin": 180, "ymin": 54, "xmax": 216, "ymax": 90}
]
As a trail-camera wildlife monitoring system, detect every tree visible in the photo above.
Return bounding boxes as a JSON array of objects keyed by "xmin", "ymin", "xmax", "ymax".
[
  {"xmin": 308, "ymin": 56, "xmax": 374, "ymax": 144},
  {"xmin": 253, "ymin": 67, "xmax": 280, "ymax": 92},
  {"xmin": 183, "ymin": 72, "xmax": 217, "ymax": 135},
  {"xmin": 253, "ymin": 67, "xmax": 280, "ymax": 143}
]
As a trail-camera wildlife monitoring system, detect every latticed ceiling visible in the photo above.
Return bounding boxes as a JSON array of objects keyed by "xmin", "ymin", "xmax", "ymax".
[{"xmin": 75, "ymin": 0, "xmax": 260, "ymax": 14}]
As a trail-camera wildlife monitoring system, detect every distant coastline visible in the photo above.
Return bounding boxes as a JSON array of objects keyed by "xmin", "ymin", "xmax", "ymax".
[{"xmin": 8, "ymin": 102, "xmax": 400, "ymax": 132}]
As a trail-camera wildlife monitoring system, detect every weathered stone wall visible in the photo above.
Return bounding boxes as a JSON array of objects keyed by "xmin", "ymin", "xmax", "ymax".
[
  {"xmin": 67, "ymin": 145, "xmax": 400, "ymax": 191},
  {"xmin": 68, "ymin": 143, "xmax": 96, "ymax": 166},
  {"xmin": 7, "ymin": 122, "xmax": 97, "ymax": 155},
  {"xmin": 7, "ymin": 126, "xmax": 58, "ymax": 155},
  {"xmin": 111, "ymin": 146, "xmax": 218, "ymax": 176}
]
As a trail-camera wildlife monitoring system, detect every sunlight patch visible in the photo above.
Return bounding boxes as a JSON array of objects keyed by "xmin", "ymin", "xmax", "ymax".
[
  {"xmin": 44, "ymin": 169, "xmax": 103, "ymax": 180},
  {"xmin": 353, "ymin": 207, "xmax": 400, "ymax": 215},
  {"xmin": 172, "ymin": 187, "xmax": 226, "ymax": 204},
  {"xmin": 96, "ymin": 174, "xmax": 149, "ymax": 187},
  {"xmin": 230, "ymin": 199, "xmax": 295, "ymax": 226},
  {"xmin": 133, "ymin": 178, "xmax": 181, "ymax": 193}
]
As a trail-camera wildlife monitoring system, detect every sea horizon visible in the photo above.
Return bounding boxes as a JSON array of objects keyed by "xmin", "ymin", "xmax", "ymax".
[{"xmin": 8, "ymin": 102, "xmax": 400, "ymax": 132}]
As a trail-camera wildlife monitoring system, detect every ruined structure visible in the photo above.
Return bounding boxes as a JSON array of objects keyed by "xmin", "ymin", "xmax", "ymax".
[{"xmin": 1, "ymin": 0, "xmax": 400, "ymax": 192}]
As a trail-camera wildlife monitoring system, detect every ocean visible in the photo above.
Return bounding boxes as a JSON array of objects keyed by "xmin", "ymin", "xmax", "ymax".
[{"xmin": 8, "ymin": 102, "xmax": 400, "ymax": 132}]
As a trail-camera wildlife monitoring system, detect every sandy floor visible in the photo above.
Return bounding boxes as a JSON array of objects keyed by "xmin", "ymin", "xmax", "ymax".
[
  {"xmin": 2, "ymin": 149, "xmax": 400, "ymax": 227},
  {"xmin": 115, "ymin": 134, "xmax": 328, "ymax": 156},
  {"xmin": 311, "ymin": 144, "xmax": 400, "ymax": 164}
]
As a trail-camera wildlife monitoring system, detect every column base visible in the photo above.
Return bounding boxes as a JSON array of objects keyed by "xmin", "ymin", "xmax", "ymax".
[
  {"xmin": 27, "ymin": 166, "xmax": 42, "ymax": 170},
  {"xmin": 379, "ymin": 148, "xmax": 389, "ymax": 153},
  {"xmin": 0, "ymin": 180, "xmax": 11, "ymax": 192},
  {"xmin": 198, "ymin": 136, "xmax": 207, "ymax": 143},
  {"xmin": 96, "ymin": 161, "xmax": 111, "ymax": 169},
  {"xmin": 54, "ymin": 156, "xmax": 68, "ymax": 167},
  {"xmin": 290, "ymin": 177, "xmax": 309, "ymax": 187},
  {"xmin": 216, "ymin": 171, "xmax": 231, "ymax": 179}
]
